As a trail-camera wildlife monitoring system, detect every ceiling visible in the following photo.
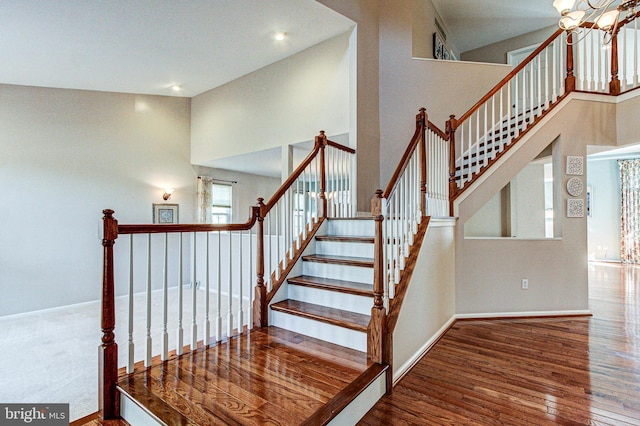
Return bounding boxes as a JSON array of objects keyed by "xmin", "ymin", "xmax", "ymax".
[
  {"xmin": 0, "ymin": 0, "xmax": 354, "ymax": 98},
  {"xmin": 432, "ymin": 0, "xmax": 560, "ymax": 53}
]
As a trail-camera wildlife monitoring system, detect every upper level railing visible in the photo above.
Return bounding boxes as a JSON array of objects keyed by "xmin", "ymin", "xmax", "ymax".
[
  {"xmin": 98, "ymin": 133, "xmax": 355, "ymax": 419},
  {"xmin": 447, "ymin": 19, "xmax": 640, "ymax": 206}
]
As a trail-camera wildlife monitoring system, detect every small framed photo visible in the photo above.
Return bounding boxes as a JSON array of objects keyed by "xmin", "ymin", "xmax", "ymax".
[
  {"xmin": 153, "ymin": 204, "xmax": 179, "ymax": 224},
  {"xmin": 433, "ymin": 32, "xmax": 445, "ymax": 59}
]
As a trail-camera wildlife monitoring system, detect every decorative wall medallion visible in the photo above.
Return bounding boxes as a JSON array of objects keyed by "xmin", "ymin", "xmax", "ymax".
[
  {"xmin": 566, "ymin": 177, "xmax": 584, "ymax": 196},
  {"xmin": 567, "ymin": 198, "xmax": 585, "ymax": 218},
  {"xmin": 566, "ymin": 156, "xmax": 584, "ymax": 175}
]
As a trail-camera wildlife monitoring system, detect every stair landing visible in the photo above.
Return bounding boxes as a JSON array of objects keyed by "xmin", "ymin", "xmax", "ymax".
[{"xmin": 116, "ymin": 326, "xmax": 372, "ymax": 425}]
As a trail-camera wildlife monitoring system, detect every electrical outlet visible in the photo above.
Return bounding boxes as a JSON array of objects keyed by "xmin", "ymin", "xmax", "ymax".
[{"xmin": 521, "ymin": 278, "xmax": 529, "ymax": 290}]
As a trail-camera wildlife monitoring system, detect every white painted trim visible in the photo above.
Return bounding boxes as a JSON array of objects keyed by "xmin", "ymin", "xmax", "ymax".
[
  {"xmin": 455, "ymin": 309, "xmax": 592, "ymax": 319},
  {"xmin": 427, "ymin": 217, "xmax": 457, "ymax": 227},
  {"xmin": 327, "ymin": 369, "xmax": 386, "ymax": 426},
  {"xmin": 120, "ymin": 390, "xmax": 165, "ymax": 426},
  {"xmin": 393, "ymin": 315, "xmax": 456, "ymax": 384}
]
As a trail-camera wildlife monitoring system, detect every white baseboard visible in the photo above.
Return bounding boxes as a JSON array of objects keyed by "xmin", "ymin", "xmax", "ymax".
[
  {"xmin": 455, "ymin": 309, "xmax": 592, "ymax": 319},
  {"xmin": 393, "ymin": 315, "xmax": 456, "ymax": 384}
]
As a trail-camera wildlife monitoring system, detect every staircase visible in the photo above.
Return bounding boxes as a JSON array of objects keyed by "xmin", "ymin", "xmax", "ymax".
[{"xmin": 270, "ymin": 217, "xmax": 375, "ymax": 353}]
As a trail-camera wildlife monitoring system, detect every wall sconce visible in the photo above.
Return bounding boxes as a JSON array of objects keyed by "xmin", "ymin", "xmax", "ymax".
[{"xmin": 162, "ymin": 188, "xmax": 174, "ymax": 201}]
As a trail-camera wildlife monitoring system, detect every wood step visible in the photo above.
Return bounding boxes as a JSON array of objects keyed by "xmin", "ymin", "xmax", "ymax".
[
  {"xmin": 302, "ymin": 254, "xmax": 374, "ymax": 268},
  {"xmin": 288, "ymin": 275, "xmax": 374, "ymax": 297},
  {"xmin": 315, "ymin": 235, "xmax": 375, "ymax": 244},
  {"xmin": 270, "ymin": 300, "xmax": 370, "ymax": 332}
]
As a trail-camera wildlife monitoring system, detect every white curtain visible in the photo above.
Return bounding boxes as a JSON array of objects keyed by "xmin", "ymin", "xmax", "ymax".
[
  {"xmin": 197, "ymin": 176, "xmax": 214, "ymax": 224},
  {"xmin": 619, "ymin": 159, "xmax": 640, "ymax": 263}
]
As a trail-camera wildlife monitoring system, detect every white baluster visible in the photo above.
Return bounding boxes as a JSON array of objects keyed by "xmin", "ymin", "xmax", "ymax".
[
  {"xmin": 145, "ymin": 234, "xmax": 152, "ymax": 367},
  {"xmin": 248, "ymin": 226, "xmax": 253, "ymax": 330},
  {"xmin": 127, "ymin": 235, "xmax": 134, "ymax": 373},
  {"xmin": 191, "ymin": 232, "xmax": 197, "ymax": 350},
  {"xmin": 215, "ymin": 231, "xmax": 222, "ymax": 342},
  {"xmin": 228, "ymin": 231, "xmax": 233, "ymax": 338},
  {"xmin": 238, "ymin": 230, "xmax": 244, "ymax": 334},
  {"xmin": 176, "ymin": 233, "xmax": 184, "ymax": 356},
  {"xmin": 162, "ymin": 233, "xmax": 169, "ymax": 360},
  {"xmin": 204, "ymin": 232, "xmax": 210, "ymax": 347}
]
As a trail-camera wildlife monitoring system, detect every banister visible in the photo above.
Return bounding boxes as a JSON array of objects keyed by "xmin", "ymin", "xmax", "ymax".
[
  {"xmin": 117, "ymin": 207, "xmax": 259, "ymax": 235},
  {"xmin": 326, "ymin": 139, "xmax": 356, "ymax": 154},
  {"xmin": 456, "ymin": 28, "xmax": 565, "ymax": 125}
]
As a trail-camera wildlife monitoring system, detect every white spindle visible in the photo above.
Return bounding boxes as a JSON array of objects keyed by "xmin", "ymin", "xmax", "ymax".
[
  {"xmin": 176, "ymin": 233, "xmax": 184, "ymax": 356},
  {"xmin": 275, "ymin": 202, "xmax": 281, "ymax": 278},
  {"xmin": 191, "ymin": 233, "xmax": 197, "ymax": 350},
  {"xmin": 634, "ymin": 20, "xmax": 639, "ymax": 87},
  {"xmin": 204, "ymin": 232, "xmax": 210, "ymax": 347},
  {"xmin": 238, "ymin": 230, "xmax": 243, "ymax": 334},
  {"xmin": 127, "ymin": 235, "xmax": 134, "ymax": 373},
  {"xmin": 145, "ymin": 234, "xmax": 152, "ymax": 367},
  {"xmin": 162, "ymin": 233, "xmax": 169, "ymax": 360},
  {"xmin": 227, "ymin": 232, "xmax": 233, "ymax": 338},
  {"xmin": 248, "ymin": 226, "xmax": 254, "ymax": 330},
  {"xmin": 215, "ymin": 231, "xmax": 222, "ymax": 342}
]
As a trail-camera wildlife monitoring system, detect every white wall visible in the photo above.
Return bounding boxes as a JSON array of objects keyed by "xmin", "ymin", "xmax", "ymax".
[
  {"xmin": 191, "ymin": 32, "xmax": 352, "ymax": 165},
  {"xmin": 393, "ymin": 219, "xmax": 455, "ymax": 381},
  {"xmin": 0, "ymin": 84, "xmax": 194, "ymax": 316},
  {"xmin": 587, "ymin": 159, "xmax": 621, "ymax": 261},
  {"xmin": 462, "ymin": 26, "xmax": 557, "ymax": 64},
  {"xmin": 455, "ymin": 96, "xmax": 619, "ymax": 316}
]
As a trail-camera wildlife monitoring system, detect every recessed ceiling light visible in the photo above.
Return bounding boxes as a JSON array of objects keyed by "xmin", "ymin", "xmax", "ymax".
[
  {"xmin": 171, "ymin": 84, "xmax": 182, "ymax": 92},
  {"xmin": 274, "ymin": 32, "xmax": 287, "ymax": 41}
]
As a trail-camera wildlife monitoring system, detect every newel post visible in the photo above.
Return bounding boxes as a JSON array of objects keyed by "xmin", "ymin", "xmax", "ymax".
[
  {"xmin": 446, "ymin": 115, "xmax": 458, "ymax": 216},
  {"xmin": 418, "ymin": 108, "xmax": 427, "ymax": 217},
  {"xmin": 368, "ymin": 190, "xmax": 386, "ymax": 365},
  {"xmin": 609, "ymin": 29, "xmax": 621, "ymax": 95},
  {"xmin": 253, "ymin": 199, "xmax": 268, "ymax": 327},
  {"xmin": 317, "ymin": 131, "xmax": 328, "ymax": 218},
  {"xmin": 565, "ymin": 31, "xmax": 576, "ymax": 92},
  {"xmin": 99, "ymin": 209, "xmax": 119, "ymax": 420}
]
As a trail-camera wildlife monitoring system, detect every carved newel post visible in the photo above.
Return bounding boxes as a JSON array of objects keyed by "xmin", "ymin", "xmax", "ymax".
[
  {"xmin": 99, "ymin": 209, "xmax": 119, "ymax": 419},
  {"xmin": 253, "ymin": 198, "xmax": 268, "ymax": 328},
  {"xmin": 368, "ymin": 190, "xmax": 386, "ymax": 364}
]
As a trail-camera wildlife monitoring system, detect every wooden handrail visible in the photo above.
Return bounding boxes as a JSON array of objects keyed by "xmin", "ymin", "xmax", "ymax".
[
  {"xmin": 456, "ymin": 28, "xmax": 565, "ymax": 125},
  {"xmin": 117, "ymin": 207, "xmax": 259, "ymax": 235},
  {"xmin": 327, "ymin": 139, "xmax": 356, "ymax": 154}
]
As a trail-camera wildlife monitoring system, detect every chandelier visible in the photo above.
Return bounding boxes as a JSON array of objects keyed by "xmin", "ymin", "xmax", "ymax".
[{"xmin": 553, "ymin": 0, "xmax": 640, "ymax": 43}]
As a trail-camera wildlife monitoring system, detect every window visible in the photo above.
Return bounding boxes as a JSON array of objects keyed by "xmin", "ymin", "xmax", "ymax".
[{"xmin": 212, "ymin": 184, "xmax": 232, "ymax": 224}]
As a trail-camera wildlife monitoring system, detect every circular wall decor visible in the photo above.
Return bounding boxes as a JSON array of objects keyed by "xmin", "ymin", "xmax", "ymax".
[{"xmin": 566, "ymin": 177, "xmax": 584, "ymax": 197}]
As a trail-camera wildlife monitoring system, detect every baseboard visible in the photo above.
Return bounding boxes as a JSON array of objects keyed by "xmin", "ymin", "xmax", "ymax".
[
  {"xmin": 392, "ymin": 315, "xmax": 456, "ymax": 384},
  {"xmin": 454, "ymin": 309, "xmax": 592, "ymax": 320}
]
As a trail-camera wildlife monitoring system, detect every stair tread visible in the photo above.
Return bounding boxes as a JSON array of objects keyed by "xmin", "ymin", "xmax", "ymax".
[
  {"xmin": 315, "ymin": 235, "xmax": 374, "ymax": 243},
  {"xmin": 271, "ymin": 299, "xmax": 370, "ymax": 332},
  {"xmin": 288, "ymin": 275, "xmax": 374, "ymax": 297},
  {"xmin": 302, "ymin": 254, "xmax": 374, "ymax": 268}
]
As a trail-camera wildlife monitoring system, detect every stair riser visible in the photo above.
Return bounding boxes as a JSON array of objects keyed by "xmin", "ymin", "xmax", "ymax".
[
  {"xmin": 303, "ymin": 261, "xmax": 373, "ymax": 284},
  {"xmin": 327, "ymin": 220, "xmax": 374, "ymax": 237},
  {"xmin": 270, "ymin": 310, "xmax": 367, "ymax": 352},
  {"xmin": 120, "ymin": 391, "xmax": 164, "ymax": 426},
  {"xmin": 316, "ymin": 241, "xmax": 374, "ymax": 258},
  {"xmin": 288, "ymin": 285, "xmax": 373, "ymax": 315}
]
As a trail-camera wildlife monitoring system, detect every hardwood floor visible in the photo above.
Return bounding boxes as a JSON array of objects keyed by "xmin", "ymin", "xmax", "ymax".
[
  {"xmin": 117, "ymin": 326, "xmax": 371, "ymax": 425},
  {"xmin": 359, "ymin": 262, "xmax": 640, "ymax": 425}
]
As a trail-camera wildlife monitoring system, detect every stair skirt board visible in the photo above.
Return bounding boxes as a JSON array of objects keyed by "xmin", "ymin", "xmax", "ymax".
[
  {"xmin": 303, "ymin": 261, "xmax": 373, "ymax": 284},
  {"xmin": 326, "ymin": 368, "xmax": 387, "ymax": 426},
  {"xmin": 270, "ymin": 309, "xmax": 368, "ymax": 352},
  {"xmin": 288, "ymin": 284, "xmax": 372, "ymax": 315},
  {"xmin": 120, "ymin": 390, "xmax": 165, "ymax": 426}
]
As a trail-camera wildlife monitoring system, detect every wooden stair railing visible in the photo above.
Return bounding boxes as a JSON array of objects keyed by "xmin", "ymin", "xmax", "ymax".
[
  {"xmin": 99, "ymin": 132, "xmax": 356, "ymax": 420},
  {"xmin": 447, "ymin": 20, "xmax": 640, "ymax": 211},
  {"xmin": 369, "ymin": 108, "xmax": 450, "ymax": 389}
]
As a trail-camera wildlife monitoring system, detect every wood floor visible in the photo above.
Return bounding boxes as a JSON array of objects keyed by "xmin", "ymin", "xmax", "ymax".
[
  {"xmin": 117, "ymin": 326, "xmax": 371, "ymax": 425},
  {"xmin": 359, "ymin": 262, "xmax": 640, "ymax": 425}
]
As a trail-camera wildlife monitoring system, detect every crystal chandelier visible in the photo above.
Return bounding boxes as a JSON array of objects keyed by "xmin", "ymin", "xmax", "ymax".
[{"xmin": 553, "ymin": 0, "xmax": 640, "ymax": 43}]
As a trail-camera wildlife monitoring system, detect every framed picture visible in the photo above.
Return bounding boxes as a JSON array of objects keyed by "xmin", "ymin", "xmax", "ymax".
[
  {"xmin": 433, "ymin": 32, "xmax": 445, "ymax": 59},
  {"xmin": 153, "ymin": 203, "xmax": 179, "ymax": 224}
]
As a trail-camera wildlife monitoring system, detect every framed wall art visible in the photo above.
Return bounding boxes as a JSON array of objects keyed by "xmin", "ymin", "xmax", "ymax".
[
  {"xmin": 153, "ymin": 203, "xmax": 179, "ymax": 224},
  {"xmin": 433, "ymin": 32, "xmax": 445, "ymax": 59}
]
